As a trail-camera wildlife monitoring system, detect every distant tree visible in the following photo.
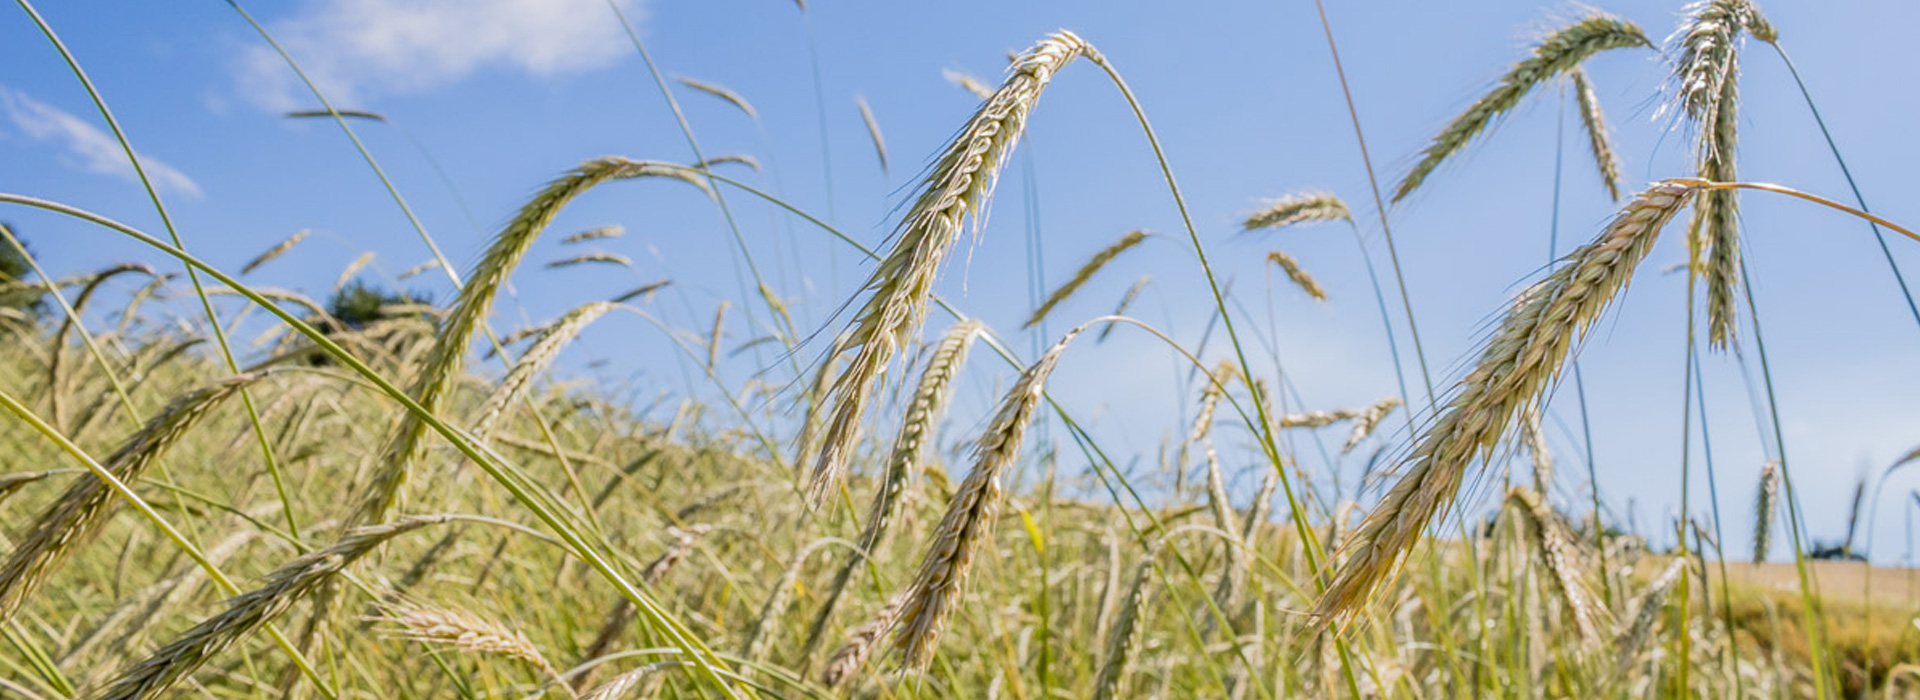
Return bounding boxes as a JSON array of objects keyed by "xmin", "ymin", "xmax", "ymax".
[
  {"xmin": 1809, "ymin": 540, "xmax": 1866, "ymax": 562},
  {"xmin": 324, "ymin": 279, "xmax": 428, "ymax": 331},
  {"xmin": 0, "ymin": 223, "xmax": 48, "ymax": 326},
  {"xmin": 307, "ymin": 279, "xmax": 434, "ymax": 367}
]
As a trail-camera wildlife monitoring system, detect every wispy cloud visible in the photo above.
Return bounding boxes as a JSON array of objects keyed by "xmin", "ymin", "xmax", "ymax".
[
  {"xmin": 234, "ymin": 0, "xmax": 644, "ymax": 111},
  {"xmin": 0, "ymin": 85, "xmax": 202, "ymax": 198}
]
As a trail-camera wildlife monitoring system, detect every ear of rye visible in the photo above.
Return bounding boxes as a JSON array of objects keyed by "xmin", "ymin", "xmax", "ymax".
[
  {"xmin": 1317, "ymin": 182, "xmax": 1695, "ymax": 619},
  {"xmin": 1394, "ymin": 14, "xmax": 1650, "ymax": 202},
  {"xmin": 805, "ymin": 31, "xmax": 1091, "ymax": 506}
]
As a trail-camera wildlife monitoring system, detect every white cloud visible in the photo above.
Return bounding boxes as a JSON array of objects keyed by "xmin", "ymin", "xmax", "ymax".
[
  {"xmin": 0, "ymin": 86, "xmax": 202, "ymax": 198},
  {"xmin": 235, "ymin": 0, "xmax": 645, "ymax": 110}
]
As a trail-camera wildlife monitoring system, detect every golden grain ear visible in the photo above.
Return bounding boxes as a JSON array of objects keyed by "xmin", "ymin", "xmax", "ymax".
[
  {"xmin": 89, "ymin": 517, "xmax": 450, "ymax": 700},
  {"xmin": 353, "ymin": 158, "xmax": 707, "ymax": 528},
  {"xmin": 1027, "ymin": 230, "xmax": 1148, "ymax": 329},
  {"xmin": 803, "ymin": 320, "xmax": 983, "ymax": 661},
  {"xmin": 804, "ymin": 31, "xmax": 1094, "ymax": 508},
  {"xmin": 1394, "ymin": 13, "xmax": 1651, "ymax": 203},
  {"xmin": 889, "ymin": 322, "xmax": 1088, "ymax": 671},
  {"xmin": 1317, "ymin": 181, "xmax": 1696, "ymax": 621},
  {"xmin": 1669, "ymin": 0, "xmax": 1773, "ymax": 351},
  {"xmin": 0, "ymin": 373, "xmax": 267, "ymax": 626},
  {"xmin": 1243, "ymin": 191, "xmax": 1353, "ymax": 231}
]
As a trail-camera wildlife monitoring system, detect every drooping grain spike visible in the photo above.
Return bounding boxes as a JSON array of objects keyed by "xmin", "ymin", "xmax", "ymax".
[
  {"xmin": 1342, "ymin": 397, "xmax": 1402, "ymax": 454},
  {"xmin": 1317, "ymin": 181, "xmax": 1696, "ymax": 619},
  {"xmin": 1266, "ymin": 250, "xmax": 1327, "ymax": 301},
  {"xmin": 891, "ymin": 322, "xmax": 1088, "ymax": 670},
  {"xmin": 676, "ymin": 76, "xmax": 758, "ymax": 120},
  {"xmin": 1242, "ymin": 192, "xmax": 1352, "ymax": 232},
  {"xmin": 1091, "ymin": 558, "xmax": 1156, "ymax": 700},
  {"xmin": 1394, "ymin": 13, "xmax": 1650, "ymax": 202},
  {"xmin": 561, "ymin": 225, "xmax": 626, "ymax": 245},
  {"xmin": 351, "ymin": 157, "xmax": 706, "ymax": 527},
  {"xmin": 1568, "ymin": 68, "xmax": 1623, "ymax": 202},
  {"xmin": 472, "ymin": 302, "xmax": 616, "ymax": 441},
  {"xmin": 547, "ymin": 252, "xmax": 634, "ymax": 270},
  {"xmin": 1026, "ymin": 230, "xmax": 1147, "ymax": 329},
  {"xmin": 855, "ymin": 95, "xmax": 889, "ymax": 173},
  {"xmin": 0, "ymin": 374, "xmax": 264, "ymax": 625},
  {"xmin": 1507, "ymin": 486, "xmax": 1608, "ymax": 643},
  {"xmin": 241, "ymin": 229, "xmax": 310, "ymax": 275},
  {"xmin": 86, "ymin": 516, "xmax": 448, "ymax": 700},
  {"xmin": 804, "ymin": 321, "xmax": 981, "ymax": 658},
  {"xmin": 805, "ymin": 31, "xmax": 1091, "ymax": 507}
]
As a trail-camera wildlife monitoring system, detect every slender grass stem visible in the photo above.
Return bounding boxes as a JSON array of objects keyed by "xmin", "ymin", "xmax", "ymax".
[
  {"xmin": 1767, "ymin": 43, "xmax": 1920, "ymax": 335},
  {"xmin": 18, "ymin": 0, "xmax": 298, "ymax": 544},
  {"xmin": 0, "ymin": 193, "xmax": 748, "ymax": 700},
  {"xmin": 1310, "ymin": 0, "xmax": 1437, "ymax": 407}
]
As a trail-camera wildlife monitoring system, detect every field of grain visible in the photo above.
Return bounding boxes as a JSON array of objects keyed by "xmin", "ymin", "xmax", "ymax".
[{"xmin": 1, "ymin": 0, "xmax": 1917, "ymax": 698}]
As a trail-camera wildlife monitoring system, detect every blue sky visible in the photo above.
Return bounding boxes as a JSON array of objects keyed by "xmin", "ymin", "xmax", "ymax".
[{"xmin": 3, "ymin": 0, "xmax": 1918, "ymax": 565}]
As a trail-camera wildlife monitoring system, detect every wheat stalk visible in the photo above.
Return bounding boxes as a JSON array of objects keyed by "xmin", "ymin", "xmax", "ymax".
[
  {"xmin": 741, "ymin": 540, "xmax": 835, "ymax": 665},
  {"xmin": 472, "ymin": 302, "xmax": 616, "ymax": 441},
  {"xmin": 1098, "ymin": 275, "xmax": 1150, "ymax": 342},
  {"xmin": 675, "ymin": 76, "xmax": 758, "ymax": 120},
  {"xmin": 1341, "ymin": 397, "xmax": 1401, "ymax": 454},
  {"xmin": 696, "ymin": 153, "xmax": 761, "ymax": 172},
  {"xmin": 352, "ymin": 157, "xmax": 706, "ymax": 526},
  {"xmin": 889, "ymin": 322, "xmax": 1087, "ymax": 670},
  {"xmin": 855, "ymin": 94, "xmax": 889, "ymax": 173},
  {"xmin": 1394, "ymin": 13, "xmax": 1650, "ymax": 202},
  {"xmin": 611, "ymin": 280, "xmax": 672, "ymax": 304},
  {"xmin": 941, "ymin": 68, "xmax": 994, "ymax": 100},
  {"xmin": 1242, "ymin": 192, "xmax": 1352, "ymax": 231},
  {"xmin": 1613, "ymin": 557, "xmax": 1687, "ymax": 673},
  {"xmin": 1177, "ymin": 362, "xmax": 1238, "ymax": 497},
  {"xmin": 0, "ymin": 471, "xmax": 54, "ymax": 505},
  {"xmin": 805, "ymin": 320, "xmax": 981, "ymax": 658},
  {"xmin": 1521, "ymin": 404, "xmax": 1554, "ymax": 491},
  {"xmin": 1266, "ymin": 250, "xmax": 1327, "ymax": 301},
  {"xmin": 580, "ymin": 664, "xmax": 665, "ymax": 700},
  {"xmin": 820, "ymin": 596, "xmax": 901, "ymax": 688},
  {"xmin": 0, "ymin": 373, "xmax": 262, "ymax": 625},
  {"xmin": 397, "ymin": 259, "xmax": 441, "ymax": 281},
  {"xmin": 562, "ymin": 226, "xmax": 625, "ymax": 245},
  {"xmin": 377, "ymin": 599, "xmax": 557, "ymax": 674},
  {"xmin": 547, "ymin": 252, "xmax": 634, "ymax": 270},
  {"xmin": 334, "ymin": 251, "xmax": 375, "ymax": 291},
  {"xmin": 1752, "ymin": 459, "xmax": 1779, "ymax": 563},
  {"xmin": 1506, "ymin": 486, "xmax": 1607, "ymax": 643},
  {"xmin": 1670, "ymin": 0, "xmax": 1772, "ymax": 350},
  {"xmin": 1567, "ymin": 68, "xmax": 1623, "ymax": 201},
  {"xmin": 1026, "ymin": 230, "xmax": 1147, "ymax": 329},
  {"xmin": 1091, "ymin": 558, "xmax": 1156, "ymax": 700},
  {"xmin": 1317, "ymin": 181, "xmax": 1696, "ymax": 619},
  {"xmin": 1278, "ymin": 406, "xmax": 1364, "ymax": 429},
  {"xmin": 86, "ymin": 516, "xmax": 447, "ymax": 700},
  {"xmin": 575, "ymin": 525, "xmax": 710, "ymax": 688},
  {"xmin": 804, "ymin": 31, "xmax": 1091, "ymax": 506},
  {"xmin": 240, "ymin": 229, "xmax": 310, "ymax": 275},
  {"xmin": 706, "ymin": 300, "xmax": 729, "ymax": 371}
]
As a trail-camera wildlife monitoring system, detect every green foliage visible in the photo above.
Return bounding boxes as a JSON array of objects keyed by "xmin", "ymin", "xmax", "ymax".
[
  {"xmin": 0, "ymin": 222, "xmax": 48, "ymax": 325},
  {"xmin": 324, "ymin": 279, "xmax": 426, "ymax": 331}
]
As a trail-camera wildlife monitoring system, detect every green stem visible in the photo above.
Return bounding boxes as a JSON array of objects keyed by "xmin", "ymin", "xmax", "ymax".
[
  {"xmin": 1768, "ymin": 43, "xmax": 1920, "ymax": 335},
  {"xmin": 1738, "ymin": 255, "xmax": 1832, "ymax": 700},
  {"xmin": 18, "ymin": 0, "xmax": 298, "ymax": 543},
  {"xmin": 0, "ymin": 193, "xmax": 747, "ymax": 700},
  {"xmin": 1310, "ymin": 0, "xmax": 1437, "ymax": 406},
  {"xmin": 0, "ymin": 387, "xmax": 337, "ymax": 699}
]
